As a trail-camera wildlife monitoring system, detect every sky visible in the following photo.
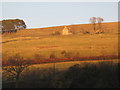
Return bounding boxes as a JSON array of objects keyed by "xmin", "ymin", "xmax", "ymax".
[{"xmin": 1, "ymin": 2, "xmax": 118, "ymax": 28}]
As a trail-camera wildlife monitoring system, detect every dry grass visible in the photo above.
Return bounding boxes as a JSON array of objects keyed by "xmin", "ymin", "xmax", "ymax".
[
  {"xmin": 2, "ymin": 22, "xmax": 119, "ymax": 88},
  {"xmin": 2, "ymin": 22, "xmax": 119, "ymax": 60},
  {"xmin": 2, "ymin": 34, "xmax": 118, "ymax": 59}
]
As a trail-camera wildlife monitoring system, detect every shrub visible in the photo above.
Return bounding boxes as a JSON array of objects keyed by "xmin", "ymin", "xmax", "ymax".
[
  {"xmin": 61, "ymin": 50, "xmax": 74, "ymax": 59},
  {"xmin": 34, "ymin": 54, "xmax": 44, "ymax": 60},
  {"xmin": 70, "ymin": 31, "xmax": 77, "ymax": 34},
  {"xmin": 52, "ymin": 31, "xmax": 61, "ymax": 35},
  {"xmin": 49, "ymin": 53, "xmax": 56, "ymax": 59},
  {"xmin": 83, "ymin": 31, "xmax": 90, "ymax": 34}
]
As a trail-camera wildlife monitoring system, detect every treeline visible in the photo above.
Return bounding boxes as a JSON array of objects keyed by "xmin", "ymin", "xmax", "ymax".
[{"xmin": 0, "ymin": 19, "xmax": 26, "ymax": 34}]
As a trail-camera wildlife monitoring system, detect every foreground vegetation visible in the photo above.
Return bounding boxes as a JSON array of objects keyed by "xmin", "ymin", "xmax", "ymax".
[{"xmin": 3, "ymin": 61, "xmax": 119, "ymax": 88}]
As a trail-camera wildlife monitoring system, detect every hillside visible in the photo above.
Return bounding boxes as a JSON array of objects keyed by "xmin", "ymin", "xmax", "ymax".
[
  {"xmin": 27, "ymin": 22, "xmax": 118, "ymax": 33},
  {"xmin": 2, "ymin": 22, "xmax": 119, "ymax": 38},
  {"xmin": 2, "ymin": 22, "xmax": 119, "ymax": 60}
]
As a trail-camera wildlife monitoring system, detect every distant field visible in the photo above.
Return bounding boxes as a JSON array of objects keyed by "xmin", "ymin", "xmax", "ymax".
[
  {"xmin": 2, "ymin": 22, "xmax": 119, "ymax": 60},
  {"xmin": 2, "ymin": 22, "xmax": 119, "ymax": 38}
]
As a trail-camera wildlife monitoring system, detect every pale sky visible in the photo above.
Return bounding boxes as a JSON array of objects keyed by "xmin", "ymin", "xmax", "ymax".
[{"xmin": 1, "ymin": 2, "xmax": 118, "ymax": 28}]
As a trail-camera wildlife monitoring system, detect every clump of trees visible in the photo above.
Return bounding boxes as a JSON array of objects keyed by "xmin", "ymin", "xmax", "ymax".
[
  {"xmin": 0, "ymin": 19, "xmax": 27, "ymax": 34},
  {"xmin": 90, "ymin": 17, "xmax": 104, "ymax": 33}
]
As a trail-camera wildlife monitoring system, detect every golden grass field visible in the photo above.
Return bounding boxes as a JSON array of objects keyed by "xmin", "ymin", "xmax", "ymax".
[
  {"xmin": 2, "ymin": 22, "xmax": 119, "ymax": 60},
  {"xmin": 2, "ymin": 34, "xmax": 119, "ymax": 59},
  {"xmin": 2, "ymin": 22, "xmax": 120, "ymax": 84}
]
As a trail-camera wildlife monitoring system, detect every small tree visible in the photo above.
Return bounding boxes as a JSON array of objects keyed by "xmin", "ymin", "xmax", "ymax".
[
  {"xmin": 34, "ymin": 53, "xmax": 44, "ymax": 60},
  {"xmin": 61, "ymin": 50, "xmax": 67, "ymax": 57},
  {"xmin": 49, "ymin": 53, "xmax": 57, "ymax": 87},
  {"xmin": 73, "ymin": 52, "xmax": 80, "ymax": 61},
  {"xmin": 2, "ymin": 54, "xmax": 32, "ymax": 88},
  {"xmin": 61, "ymin": 50, "xmax": 73, "ymax": 59},
  {"xmin": 90, "ymin": 17, "xmax": 97, "ymax": 32},
  {"xmin": 50, "ymin": 53, "xmax": 56, "ymax": 59},
  {"xmin": 49, "ymin": 53, "xmax": 56, "ymax": 72},
  {"xmin": 97, "ymin": 17, "xmax": 104, "ymax": 32}
]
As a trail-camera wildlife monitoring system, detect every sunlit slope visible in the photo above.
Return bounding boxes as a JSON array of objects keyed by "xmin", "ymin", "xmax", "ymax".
[
  {"xmin": 2, "ymin": 34, "xmax": 118, "ymax": 59},
  {"xmin": 2, "ymin": 22, "xmax": 118, "ymax": 38},
  {"xmin": 2, "ymin": 22, "xmax": 119, "ymax": 60}
]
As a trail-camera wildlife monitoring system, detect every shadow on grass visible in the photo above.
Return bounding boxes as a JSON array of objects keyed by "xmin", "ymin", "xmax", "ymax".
[{"xmin": 3, "ymin": 61, "xmax": 119, "ymax": 88}]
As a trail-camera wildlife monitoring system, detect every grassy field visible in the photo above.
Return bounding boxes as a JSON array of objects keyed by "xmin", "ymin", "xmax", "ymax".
[
  {"xmin": 2, "ymin": 22, "xmax": 119, "ymax": 88},
  {"xmin": 2, "ymin": 33, "xmax": 118, "ymax": 60},
  {"xmin": 2, "ymin": 22, "xmax": 119, "ymax": 60}
]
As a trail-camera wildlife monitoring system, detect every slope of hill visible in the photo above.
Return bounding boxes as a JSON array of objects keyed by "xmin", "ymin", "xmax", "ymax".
[
  {"xmin": 2, "ymin": 22, "xmax": 119, "ymax": 88},
  {"xmin": 2, "ymin": 22, "xmax": 119, "ymax": 38},
  {"xmin": 27, "ymin": 22, "xmax": 119, "ymax": 33},
  {"xmin": 2, "ymin": 22, "xmax": 119, "ymax": 60}
]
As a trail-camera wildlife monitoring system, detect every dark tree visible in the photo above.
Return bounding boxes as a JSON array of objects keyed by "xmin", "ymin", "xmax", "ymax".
[
  {"xmin": 2, "ymin": 54, "xmax": 32, "ymax": 88},
  {"xmin": 1, "ymin": 19, "xmax": 27, "ymax": 34}
]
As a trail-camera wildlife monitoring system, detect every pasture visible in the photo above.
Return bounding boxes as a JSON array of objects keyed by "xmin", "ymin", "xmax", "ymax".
[
  {"xmin": 2, "ymin": 23, "xmax": 119, "ymax": 88},
  {"xmin": 2, "ymin": 22, "xmax": 119, "ymax": 60},
  {"xmin": 2, "ymin": 32, "xmax": 118, "ymax": 60}
]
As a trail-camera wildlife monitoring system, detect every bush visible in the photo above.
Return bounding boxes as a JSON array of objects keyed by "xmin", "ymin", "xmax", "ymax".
[
  {"xmin": 83, "ymin": 31, "xmax": 90, "ymax": 34},
  {"xmin": 34, "ymin": 54, "xmax": 44, "ymax": 60},
  {"xmin": 49, "ymin": 53, "xmax": 56, "ymax": 59},
  {"xmin": 52, "ymin": 31, "xmax": 61, "ymax": 35},
  {"xmin": 61, "ymin": 50, "xmax": 74, "ymax": 59},
  {"xmin": 71, "ymin": 31, "xmax": 77, "ymax": 34}
]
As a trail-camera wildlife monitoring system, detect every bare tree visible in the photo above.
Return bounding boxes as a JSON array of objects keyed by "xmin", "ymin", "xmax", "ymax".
[
  {"xmin": 2, "ymin": 54, "xmax": 32, "ymax": 88},
  {"xmin": 90, "ymin": 17, "xmax": 97, "ymax": 32},
  {"xmin": 97, "ymin": 17, "xmax": 104, "ymax": 32}
]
